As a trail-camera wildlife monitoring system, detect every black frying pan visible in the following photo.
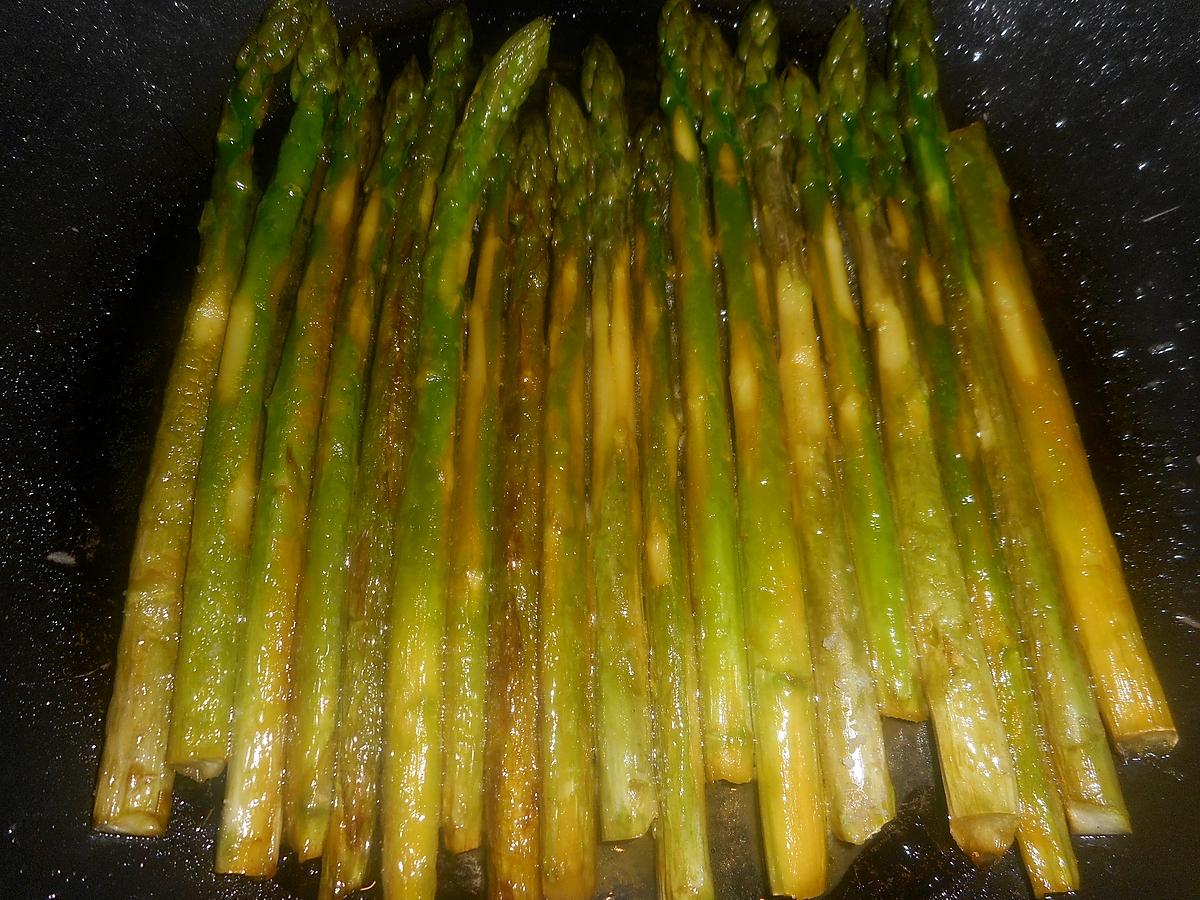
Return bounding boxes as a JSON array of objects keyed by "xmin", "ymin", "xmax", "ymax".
[{"xmin": 1, "ymin": 1, "xmax": 1197, "ymax": 897}]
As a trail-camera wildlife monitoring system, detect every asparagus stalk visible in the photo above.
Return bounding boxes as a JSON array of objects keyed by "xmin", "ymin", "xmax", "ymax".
[
  {"xmin": 540, "ymin": 82, "xmax": 598, "ymax": 900},
  {"xmin": 866, "ymin": 63, "xmax": 1074, "ymax": 885},
  {"xmin": 378, "ymin": 21, "xmax": 551, "ymax": 898},
  {"xmin": 692, "ymin": 21, "xmax": 828, "ymax": 897},
  {"xmin": 780, "ymin": 62, "xmax": 925, "ymax": 725},
  {"xmin": 739, "ymin": 0, "xmax": 894, "ymax": 847},
  {"xmin": 283, "ymin": 58, "xmax": 424, "ymax": 864},
  {"xmin": 583, "ymin": 38, "xmax": 657, "ymax": 841},
  {"xmin": 93, "ymin": 0, "xmax": 308, "ymax": 836},
  {"xmin": 320, "ymin": 8, "xmax": 472, "ymax": 894},
  {"xmin": 441, "ymin": 130, "xmax": 515, "ymax": 854},
  {"xmin": 486, "ymin": 119, "xmax": 551, "ymax": 899},
  {"xmin": 657, "ymin": 0, "xmax": 755, "ymax": 786},
  {"xmin": 634, "ymin": 118, "xmax": 715, "ymax": 900},
  {"xmin": 822, "ymin": 12, "xmax": 1022, "ymax": 864},
  {"xmin": 862, "ymin": 77, "xmax": 1077, "ymax": 898},
  {"xmin": 167, "ymin": 0, "xmax": 340, "ymax": 780},
  {"xmin": 889, "ymin": 0, "xmax": 1129, "ymax": 836},
  {"xmin": 948, "ymin": 122, "xmax": 1176, "ymax": 753},
  {"xmin": 214, "ymin": 38, "xmax": 377, "ymax": 877}
]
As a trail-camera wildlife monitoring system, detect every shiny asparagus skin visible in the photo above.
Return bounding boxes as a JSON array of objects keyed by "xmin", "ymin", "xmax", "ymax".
[
  {"xmin": 739, "ymin": 0, "xmax": 894, "ymax": 847},
  {"xmin": 442, "ymin": 132, "xmax": 515, "ymax": 854},
  {"xmin": 93, "ymin": 0, "xmax": 308, "ymax": 836},
  {"xmin": 822, "ymin": 12, "xmax": 1022, "ymax": 864},
  {"xmin": 168, "ymin": 0, "xmax": 340, "ymax": 780},
  {"xmin": 948, "ymin": 122, "xmax": 1175, "ymax": 754},
  {"xmin": 781, "ymin": 65, "xmax": 924, "ymax": 724},
  {"xmin": 889, "ymin": 0, "xmax": 1129, "ymax": 836},
  {"xmin": 284, "ymin": 59, "xmax": 424, "ymax": 863},
  {"xmin": 320, "ymin": 9, "xmax": 471, "ymax": 895},
  {"xmin": 864, "ymin": 79, "xmax": 1077, "ymax": 895},
  {"xmin": 540, "ymin": 82, "xmax": 598, "ymax": 900},
  {"xmin": 378, "ymin": 21, "xmax": 550, "ymax": 898},
  {"xmin": 583, "ymin": 38, "xmax": 656, "ymax": 842},
  {"xmin": 634, "ymin": 118, "xmax": 715, "ymax": 900},
  {"xmin": 486, "ymin": 121, "xmax": 550, "ymax": 899},
  {"xmin": 657, "ymin": 0, "xmax": 755, "ymax": 785},
  {"xmin": 216, "ymin": 38, "xmax": 377, "ymax": 877}
]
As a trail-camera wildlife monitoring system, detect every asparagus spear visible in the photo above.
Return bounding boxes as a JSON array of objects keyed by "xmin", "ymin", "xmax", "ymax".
[
  {"xmin": 283, "ymin": 58, "xmax": 425, "ymax": 864},
  {"xmin": 93, "ymin": 0, "xmax": 308, "ymax": 836},
  {"xmin": 781, "ymin": 61, "xmax": 925, "ymax": 725},
  {"xmin": 739, "ymin": 0, "xmax": 894, "ymax": 847},
  {"xmin": 540, "ymin": 82, "xmax": 599, "ymax": 900},
  {"xmin": 441, "ymin": 129, "xmax": 515, "ymax": 854},
  {"xmin": 378, "ymin": 21, "xmax": 551, "ymax": 898},
  {"xmin": 822, "ymin": 12, "xmax": 1023, "ymax": 864},
  {"xmin": 320, "ymin": 8, "xmax": 472, "ymax": 894},
  {"xmin": 634, "ymin": 118, "xmax": 715, "ymax": 900},
  {"xmin": 692, "ymin": 21, "xmax": 828, "ymax": 897},
  {"xmin": 948, "ymin": 122, "xmax": 1176, "ymax": 753},
  {"xmin": 583, "ymin": 38, "xmax": 657, "ymax": 842},
  {"xmin": 486, "ymin": 118, "xmax": 551, "ymax": 900},
  {"xmin": 862, "ymin": 77, "xmax": 1077, "ymax": 898},
  {"xmin": 889, "ymin": 0, "xmax": 1129, "ymax": 836},
  {"xmin": 214, "ymin": 37, "xmax": 377, "ymax": 877},
  {"xmin": 657, "ymin": 0, "xmax": 755, "ymax": 786},
  {"xmin": 167, "ymin": 0, "xmax": 340, "ymax": 780}
]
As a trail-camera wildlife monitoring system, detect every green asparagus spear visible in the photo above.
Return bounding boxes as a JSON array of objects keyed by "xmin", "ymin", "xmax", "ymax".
[
  {"xmin": 948, "ymin": 122, "xmax": 1175, "ymax": 753},
  {"xmin": 378, "ymin": 20, "xmax": 550, "ymax": 898},
  {"xmin": 442, "ymin": 130, "xmax": 515, "ymax": 854},
  {"xmin": 540, "ymin": 82, "xmax": 599, "ymax": 900},
  {"xmin": 781, "ymin": 63, "xmax": 925, "ymax": 724},
  {"xmin": 283, "ymin": 58, "xmax": 424, "ymax": 864},
  {"xmin": 167, "ymin": 0, "xmax": 340, "ymax": 781},
  {"xmin": 634, "ymin": 118, "xmax": 715, "ymax": 900},
  {"xmin": 889, "ymin": 0, "xmax": 1129, "ymax": 836},
  {"xmin": 93, "ymin": 0, "xmax": 308, "ymax": 836},
  {"xmin": 582, "ymin": 38, "xmax": 657, "ymax": 842},
  {"xmin": 657, "ymin": 0, "xmax": 755, "ymax": 786},
  {"xmin": 318, "ymin": 11, "xmax": 472, "ymax": 896},
  {"xmin": 862, "ymin": 77, "xmax": 1077, "ymax": 898},
  {"xmin": 739, "ymin": 0, "xmax": 894, "ymax": 847},
  {"xmin": 822, "ymin": 12, "xmax": 1022, "ymax": 864},
  {"xmin": 694, "ymin": 20, "xmax": 827, "ymax": 896},
  {"xmin": 486, "ymin": 120, "xmax": 550, "ymax": 899},
  {"xmin": 215, "ymin": 37, "xmax": 377, "ymax": 877}
]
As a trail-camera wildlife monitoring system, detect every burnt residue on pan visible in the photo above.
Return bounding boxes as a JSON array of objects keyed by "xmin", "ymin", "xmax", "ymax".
[{"xmin": 0, "ymin": 1, "xmax": 1197, "ymax": 898}]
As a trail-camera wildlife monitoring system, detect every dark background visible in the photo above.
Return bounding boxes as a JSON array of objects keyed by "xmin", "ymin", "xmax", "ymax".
[{"xmin": 1, "ymin": 0, "xmax": 1197, "ymax": 897}]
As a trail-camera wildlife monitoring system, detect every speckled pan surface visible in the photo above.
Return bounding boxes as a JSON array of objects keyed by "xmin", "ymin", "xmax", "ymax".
[{"xmin": 0, "ymin": 1, "xmax": 1196, "ymax": 897}]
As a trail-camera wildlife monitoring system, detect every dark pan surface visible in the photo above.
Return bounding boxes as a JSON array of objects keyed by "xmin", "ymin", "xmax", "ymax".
[{"xmin": 1, "ymin": 1, "xmax": 1197, "ymax": 897}]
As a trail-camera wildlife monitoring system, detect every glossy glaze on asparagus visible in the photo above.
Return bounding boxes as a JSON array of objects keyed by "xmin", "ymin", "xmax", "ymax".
[
  {"xmin": 657, "ymin": 0, "xmax": 755, "ymax": 786},
  {"xmin": 634, "ymin": 118, "xmax": 715, "ymax": 900},
  {"xmin": 486, "ymin": 120, "xmax": 550, "ymax": 899},
  {"xmin": 379, "ymin": 20, "xmax": 550, "ymax": 898},
  {"xmin": 283, "ymin": 58, "xmax": 424, "ymax": 863},
  {"xmin": 739, "ymin": 0, "xmax": 894, "ymax": 848},
  {"xmin": 948, "ymin": 122, "xmax": 1175, "ymax": 754},
  {"xmin": 94, "ymin": 0, "xmax": 309, "ymax": 836},
  {"xmin": 442, "ymin": 130, "xmax": 515, "ymax": 854},
  {"xmin": 168, "ymin": 0, "xmax": 340, "ymax": 781},
  {"xmin": 781, "ymin": 63, "xmax": 924, "ymax": 725},
  {"xmin": 583, "ymin": 38, "xmax": 657, "ymax": 842},
  {"xmin": 540, "ymin": 81, "xmax": 599, "ymax": 900},
  {"xmin": 890, "ymin": 0, "xmax": 1129, "ymax": 836},
  {"xmin": 319, "ymin": 11, "xmax": 471, "ymax": 895},
  {"xmin": 217, "ymin": 36, "xmax": 377, "ymax": 878}
]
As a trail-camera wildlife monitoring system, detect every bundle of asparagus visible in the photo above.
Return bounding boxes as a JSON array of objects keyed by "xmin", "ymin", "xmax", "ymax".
[{"xmin": 95, "ymin": 1, "xmax": 1174, "ymax": 897}]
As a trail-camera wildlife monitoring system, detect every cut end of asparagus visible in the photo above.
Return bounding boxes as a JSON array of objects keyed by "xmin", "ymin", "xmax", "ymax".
[
  {"xmin": 93, "ymin": 808, "xmax": 168, "ymax": 838},
  {"xmin": 173, "ymin": 758, "xmax": 226, "ymax": 783},
  {"xmin": 949, "ymin": 812, "xmax": 1019, "ymax": 868},
  {"xmin": 1116, "ymin": 726, "xmax": 1180, "ymax": 757},
  {"xmin": 1066, "ymin": 802, "xmax": 1132, "ymax": 836}
]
